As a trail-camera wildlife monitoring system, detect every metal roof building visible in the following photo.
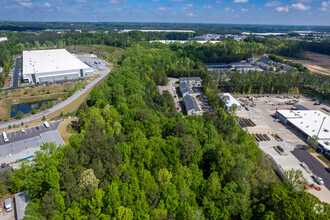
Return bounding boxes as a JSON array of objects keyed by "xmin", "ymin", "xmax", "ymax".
[
  {"xmin": 276, "ymin": 110, "xmax": 330, "ymax": 153},
  {"xmin": 219, "ymin": 93, "xmax": 241, "ymax": 111},
  {"xmin": 22, "ymin": 49, "xmax": 93, "ymax": 83},
  {"xmin": 179, "ymin": 82, "xmax": 193, "ymax": 97}
]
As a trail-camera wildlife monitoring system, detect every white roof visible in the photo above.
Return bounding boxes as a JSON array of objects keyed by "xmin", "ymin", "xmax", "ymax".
[
  {"xmin": 277, "ymin": 110, "xmax": 330, "ymax": 148},
  {"xmin": 220, "ymin": 93, "xmax": 241, "ymax": 108},
  {"xmin": 23, "ymin": 49, "xmax": 90, "ymax": 75}
]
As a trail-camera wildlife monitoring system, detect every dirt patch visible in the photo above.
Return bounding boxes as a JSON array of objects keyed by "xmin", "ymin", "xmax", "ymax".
[{"xmin": 286, "ymin": 52, "xmax": 330, "ymax": 75}]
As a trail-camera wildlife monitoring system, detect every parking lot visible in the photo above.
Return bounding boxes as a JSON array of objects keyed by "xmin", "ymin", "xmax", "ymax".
[
  {"xmin": 76, "ymin": 54, "xmax": 111, "ymax": 72},
  {"xmin": 0, "ymin": 121, "xmax": 65, "ymax": 166},
  {"xmin": 0, "ymin": 121, "xmax": 62, "ymax": 146},
  {"xmin": 192, "ymin": 87, "xmax": 214, "ymax": 113},
  {"xmin": 234, "ymin": 95, "xmax": 330, "ymax": 203}
]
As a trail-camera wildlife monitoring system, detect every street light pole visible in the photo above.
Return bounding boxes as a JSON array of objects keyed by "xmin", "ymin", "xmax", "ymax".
[{"xmin": 317, "ymin": 116, "xmax": 326, "ymax": 138}]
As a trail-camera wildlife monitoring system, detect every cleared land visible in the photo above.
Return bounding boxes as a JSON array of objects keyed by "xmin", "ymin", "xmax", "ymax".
[{"xmin": 287, "ymin": 52, "xmax": 330, "ymax": 75}]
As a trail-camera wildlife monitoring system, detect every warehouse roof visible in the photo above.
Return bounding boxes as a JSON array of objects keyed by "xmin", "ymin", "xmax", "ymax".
[
  {"xmin": 277, "ymin": 110, "xmax": 330, "ymax": 141},
  {"xmin": 23, "ymin": 49, "xmax": 90, "ymax": 75},
  {"xmin": 219, "ymin": 93, "xmax": 241, "ymax": 108}
]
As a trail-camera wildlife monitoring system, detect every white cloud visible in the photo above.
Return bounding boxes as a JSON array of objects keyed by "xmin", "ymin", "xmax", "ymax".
[
  {"xmin": 241, "ymin": 8, "xmax": 248, "ymax": 12},
  {"xmin": 233, "ymin": 0, "xmax": 248, "ymax": 3},
  {"xmin": 109, "ymin": 0, "xmax": 120, "ymax": 4},
  {"xmin": 224, "ymin": 7, "xmax": 230, "ymax": 11},
  {"xmin": 291, "ymin": 2, "xmax": 310, "ymax": 10},
  {"xmin": 183, "ymin": 3, "xmax": 193, "ymax": 10},
  {"xmin": 186, "ymin": 12, "xmax": 197, "ymax": 17},
  {"xmin": 116, "ymin": 8, "xmax": 122, "ymax": 12},
  {"xmin": 43, "ymin": 2, "xmax": 51, "ymax": 8},
  {"xmin": 275, "ymin": 5, "xmax": 289, "ymax": 12},
  {"xmin": 158, "ymin": 7, "xmax": 171, "ymax": 11},
  {"xmin": 265, "ymin": 1, "xmax": 281, "ymax": 7},
  {"xmin": 319, "ymin": 1, "xmax": 330, "ymax": 11},
  {"xmin": 169, "ymin": 0, "xmax": 185, "ymax": 2},
  {"xmin": 152, "ymin": 0, "xmax": 159, "ymax": 2},
  {"xmin": 203, "ymin": 5, "xmax": 212, "ymax": 9},
  {"xmin": 13, "ymin": 0, "xmax": 34, "ymax": 8},
  {"xmin": 215, "ymin": 1, "xmax": 223, "ymax": 3}
]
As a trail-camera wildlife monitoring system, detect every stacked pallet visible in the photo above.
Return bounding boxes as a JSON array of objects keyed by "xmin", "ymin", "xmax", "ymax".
[
  {"xmin": 238, "ymin": 118, "xmax": 256, "ymax": 128},
  {"xmin": 252, "ymin": 133, "xmax": 270, "ymax": 142},
  {"xmin": 271, "ymin": 134, "xmax": 283, "ymax": 142}
]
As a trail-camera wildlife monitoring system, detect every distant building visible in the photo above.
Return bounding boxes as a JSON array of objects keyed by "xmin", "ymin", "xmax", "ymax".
[
  {"xmin": 183, "ymin": 95, "xmax": 201, "ymax": 115},
  {"xmin": 219, "ymin": 93, "xmax": 241, "ymax": 112},
  {"xmin": 22, "ymin": 49, "xmax": 93, "ymax": 83},
  {"xmin": 276, "ymin": 110, "xmax": 330, "ymax": 154},
  {"xmin": 121, "ymin": 29, "xmax": 195, "ymax": 33},
  {"xmin": 179, "ymin": 77, "xmax": 202, "ymax": 86},
  {"xmin": 0, "ymin": 37, "xmax": 8, "ymax": 42}
]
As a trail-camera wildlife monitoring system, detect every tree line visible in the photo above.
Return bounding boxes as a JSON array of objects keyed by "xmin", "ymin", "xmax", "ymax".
[{"xmin": 3, "ymin": 43, "xmax": 329, "ymax": 219}]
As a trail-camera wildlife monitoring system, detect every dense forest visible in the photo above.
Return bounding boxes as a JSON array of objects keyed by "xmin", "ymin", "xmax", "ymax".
[{"xmin": 3, "ymin": 43, "xmax": 330, "ymax": 219}]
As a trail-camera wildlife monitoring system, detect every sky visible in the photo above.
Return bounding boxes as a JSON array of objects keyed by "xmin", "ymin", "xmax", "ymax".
[{"xmin": 0, "ymin": 0, "xmax": 330, "ymax": 26}]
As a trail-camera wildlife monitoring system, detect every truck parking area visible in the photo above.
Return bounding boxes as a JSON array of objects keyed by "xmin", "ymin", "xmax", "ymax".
[
  {"xmin": 234, "ymin": 95, "xmax": 330, "ymax": 203},
  {"xmin": 0, "ymin": 121, "xmax": 65, "ymax": 168}
]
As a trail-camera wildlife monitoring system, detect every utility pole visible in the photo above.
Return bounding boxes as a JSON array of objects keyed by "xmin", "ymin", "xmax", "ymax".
[{"xmin": 317, "ymin": 116, "xmax": 326, "ymax": 138}]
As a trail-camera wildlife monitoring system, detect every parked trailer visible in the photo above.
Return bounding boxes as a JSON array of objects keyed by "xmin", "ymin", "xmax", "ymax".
[{"xmin": 2, "ymin": 132, "xmax": 9, "ymax": 142}]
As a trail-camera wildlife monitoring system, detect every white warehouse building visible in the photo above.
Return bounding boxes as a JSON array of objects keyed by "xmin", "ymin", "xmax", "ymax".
[
  {"xmin": 22, "ymin": 49, "xmax": 93, "ymax": 83},
  {"xmin": 276, "ymin": 110, "xmax": 330, "ymax": 154}
]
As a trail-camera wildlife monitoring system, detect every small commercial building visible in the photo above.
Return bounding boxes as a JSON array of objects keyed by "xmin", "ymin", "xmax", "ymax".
[
  {"xmin": 183, "ymin": 95, "xmax": 202, "ymax": 116},
  {"xmin": 276, "ymin": 110, "xmax": 330, "ymax": 154},
  {"xmin": 219, "ymin": 93, "xmax": 241, "ymax": 112},
  {"xmin": 22, "ymin": 49, "xmax": 93, "ymax": 83}
]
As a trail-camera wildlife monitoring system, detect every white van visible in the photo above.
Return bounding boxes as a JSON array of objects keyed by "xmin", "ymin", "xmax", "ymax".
[
  {"xmin": 2, "ymin": 132, "xmax": 9, "ymax": 142},
  {"xmin": 5, "ymin": 198, "xmax": 12, "ymax": 212},
  {"xmin": 44, "ymin": 121, "xmax": 50, "ymax": 128}
]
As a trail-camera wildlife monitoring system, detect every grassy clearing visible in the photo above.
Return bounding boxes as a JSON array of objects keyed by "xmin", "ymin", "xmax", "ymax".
[
  {"xmin": 90, "ymin": 45, "xmax": 124, "ymax": 64},
  {"xmin": 317, "ymin": 155, "xmax": 330, "ymax": 167},
  {"xmin": 57, "ymin": 118, "xmax": 77, "ymax": 144}
]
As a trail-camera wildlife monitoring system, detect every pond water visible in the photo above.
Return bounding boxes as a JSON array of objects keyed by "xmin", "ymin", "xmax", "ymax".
[{"xmin": 11, "ymin": 100, "xmax": 55, "ymax": 118}]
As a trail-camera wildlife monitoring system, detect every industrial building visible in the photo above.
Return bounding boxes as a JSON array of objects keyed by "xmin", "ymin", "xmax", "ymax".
[
  {"xmin": 22, "ymin": 49, "xmax": 93, "ymax": 83},
  {"xmin": 219, "ymin": 93, "xmax": 241, "ymax": 111},
  {"xmin": 276, "ymin": 110, "xmax": 330, "ymax": 154}
]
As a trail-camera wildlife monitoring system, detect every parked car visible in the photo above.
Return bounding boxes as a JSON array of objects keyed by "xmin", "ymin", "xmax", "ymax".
[{"xmin": 313, "ymin": 176, "xmax": 324, "ymax": 185}]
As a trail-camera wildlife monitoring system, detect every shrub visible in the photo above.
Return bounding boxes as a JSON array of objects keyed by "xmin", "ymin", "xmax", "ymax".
[
  {"xmin": 15, "ymin": 111, "xmax": 24, "ymax": 119},
  {"xmin": 4, "ymin": 116, "xmax": 10, "ymax": 121},
  {"xmin": 31, "ymin": 108, "xmax": 37, "ymax": 114}
]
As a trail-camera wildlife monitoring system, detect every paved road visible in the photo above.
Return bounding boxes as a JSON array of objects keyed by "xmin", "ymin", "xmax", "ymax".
[
  {"xmin": 292, "ymin": 147, "xmax": 330, "ymax": 190},
  {"xmin": 12, "ymin": 57, "xmax": 21, "ymax": 88},
  {"xmin": 0, "ymin": 68, "xmax": 111, "ymax": 129}
]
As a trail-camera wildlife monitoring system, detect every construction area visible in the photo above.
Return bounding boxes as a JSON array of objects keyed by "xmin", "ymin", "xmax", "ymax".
[{"xmin": 233, "ymin": 94, "xmax": 330, "ymax": 204}]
